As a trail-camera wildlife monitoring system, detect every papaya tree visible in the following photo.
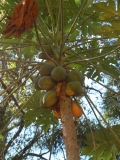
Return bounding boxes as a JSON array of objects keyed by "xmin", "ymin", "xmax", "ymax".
[{"xmin": 0, "ymin": 0, "xmax": 120, "ymax": 159}]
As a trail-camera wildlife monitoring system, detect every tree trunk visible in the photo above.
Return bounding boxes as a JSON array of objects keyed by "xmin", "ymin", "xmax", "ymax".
[{"xmin": 59, "ymin": 82, "xmax": 80, "ymax": 160}]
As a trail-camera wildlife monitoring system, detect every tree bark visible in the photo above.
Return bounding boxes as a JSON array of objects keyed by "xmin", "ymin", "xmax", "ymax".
[{"xmin": 59, "ymin": 82, "xmax": 80, "ymax": 160}]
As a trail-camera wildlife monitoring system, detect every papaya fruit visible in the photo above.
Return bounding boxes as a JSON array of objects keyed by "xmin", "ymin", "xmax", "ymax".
[
  {"xmin": 38, "ymin": 76, "xmax": 56, "ymax": 90},
  {"xmin": 52, "ymin": 110, "xmax": 61, "ymax": 119},
  {"xmin": 65, "ymin": 81, "xmax": 84, "ymax": 96},
  {"xmin": 42, "ymin": 90, "xmax": 58, "ymax": 108},
  {"xmin": 34, "ymin": 76, "xmax": 42, "ymax": 90},
  {"xmin": 75, "ymin": 85, "xmax": 85, "ymax": 96},
  {"xmin": 44, "ymin": 60, "xmax": 56, "ymax": 66},
  {"xmin": 39, "ymin": 64, "xmax": 55, "ymax": 76},
  {"xmin": 65, "ymin": 82, "xmax": 75, "ymax": 96},
  {"xmin": 42, "ymin": 45, "xmax": 54, "ymax": 56},
  {"xmin": 71, "ymin": 100, "xmax": 83, "ymax": 118},
  {"xmin": 66, "ymin": 70, "xmax": 85, "ymax": 85},
  {"xmin": 51, "ymin": 66, "xmax": 66, "ymax": 82},
  {"xmin": 39, "ymin": 53, "xmax": 48, "ymax": 60},
  {"xmin": 72, "ymin": 81, "xmax": 84, "ymax": 96},
  {"xmin": 39, "ymin": 92, "xmax": 48, "ymax": 108}
]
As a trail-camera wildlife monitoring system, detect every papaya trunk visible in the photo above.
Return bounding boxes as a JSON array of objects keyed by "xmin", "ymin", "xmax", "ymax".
[{"xmin": 59, "ymin": 82, "xmax": 80, "ymax": 160}]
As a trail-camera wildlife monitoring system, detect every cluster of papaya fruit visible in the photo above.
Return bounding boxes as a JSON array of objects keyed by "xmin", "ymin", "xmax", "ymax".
[{"xmin": 34, "ymin": 62, "xmax": 84, "ymax": 119}]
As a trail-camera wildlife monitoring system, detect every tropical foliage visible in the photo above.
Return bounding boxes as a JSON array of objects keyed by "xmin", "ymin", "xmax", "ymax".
[{"xmin": 0, "ymin": 0, "xmax": 120, "ymax": 159}]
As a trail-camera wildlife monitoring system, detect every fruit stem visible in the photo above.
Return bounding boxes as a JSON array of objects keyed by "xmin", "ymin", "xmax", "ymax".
[{"xmin": 59, "ymin": 82, "xmax": 80, "ymax": 160}]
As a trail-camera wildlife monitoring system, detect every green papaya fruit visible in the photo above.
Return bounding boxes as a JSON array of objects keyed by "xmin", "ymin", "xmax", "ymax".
[
  {"xmin": 51, "ymin": 66, "xmax": 66, "ymax": 82},
  {"xmin": 42, "ymin": 90, "xmax": 58, "ymax": 108},
  {"xmin": 34, "ymin": 76, "xmax": 42, "ymax": 90},
  {"xmin": 39, "ymin": 64, "xmax": 55, "ymax": 76},
  {"xmin": 38, "ymin": 76, "xmax": 56, "ymax": 90},
  {"xmin": 66, "ymin": 81, "xmax": 84, "ymax": 96},
  {"xmin": 66, "ymin": 70, "xmax": 85, "ymax": 85}
]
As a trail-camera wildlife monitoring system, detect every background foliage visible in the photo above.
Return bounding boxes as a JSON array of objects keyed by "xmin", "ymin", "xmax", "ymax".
[{"xmin": 0, "ymin": 0, "xmax": 120, "ymax": 159}]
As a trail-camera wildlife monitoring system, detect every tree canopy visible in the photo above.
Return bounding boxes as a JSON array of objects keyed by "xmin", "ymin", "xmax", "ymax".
[{"xmin": 0, "ymin": 0, "xmax": 120, "ymax": 159}]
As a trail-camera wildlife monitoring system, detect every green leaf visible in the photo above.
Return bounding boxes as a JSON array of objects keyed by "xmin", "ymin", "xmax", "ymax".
[
  {"xmin": 93, "ymin": 1, "xmax": 117, "ymax": 16},
  {"xmin": 0, "ymin": 134, "xmax": 4, "ymax": 140},
  {"xmin": 89, "ymin": 157, "xmax": 95, "ymax": 160},
  {"xmin": 81, "ymin": 23, "xmax": 88, "ymax": 37},
  {"xmin": 95, "ymin": 25, "xmax": 112, "ymax": 35},
  {"xmin": 91, "ymin": 70, "xmax": 100, "ymax": 79},
  {"xmin": 100, "ymin": 63, "xmax": 119, "ymax": 77},
  {"xmin": 86, "ymin": 68, "xmax": 95, "ymax": 78},
  {"xmin": 23, "ymin": 46, "xmax": 38, "ymax": 59},
  {"xmin": 102, "ymin": 145, "xmax": 112, "ymax": 160},
  {"xmin": 1, "ymin": 38, "xmax": 20, "ymax": 48},
  {"xmin": 74, "ymin": 0, "xmax": 80, "ymax": 6},
  {"xmin": 22, "ymin": 91, "xmax": 58, "ymax": 130},
  {"xmin": 112, "ymin": 125, "xmax": 120, "ymax": 134},
  {"xmin": 81, "ymin": 145, "xmax": 94, "ymax": 156},
  {"xmin": 69, "ymin": 30, "xmax": 79, "ymax": 41},
  {"xmin": 41, "ymin": 123, "xmax": 50, "ymax": 132},
  {"xmin": 82, "ymin": 125, "xmax": 120, "ymax": 159},
  {"xmin": 97, "ymin": 144, "xmax": 107, "ymax": 157},
  {"xmin": 7, "ymin": 0, "xmax": 16, "ymax": 5},
  {"xmin": 98, "ymin": 12, "xmax": 113, "ymax": 20},
  {"xmin": 112, "ymin": 21, "xmax": 120, "ymax": 30},
  {"xmin": 116, "ymin": 37, "xmax": 120, "ymax": 44},
  {"xmin": 36, "ymin": 110, "xmax": 58, "ymax": 132}
]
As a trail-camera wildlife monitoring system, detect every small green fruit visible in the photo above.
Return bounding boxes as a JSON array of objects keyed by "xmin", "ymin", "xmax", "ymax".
[
  {"xmin": 42, "ymin": 90, "xmax": 58, "ymax": 108},
  {"xmin": 34, "ymin": 76, "xmax": 42, "ymax": 90},
  {"xmin": 38, "ymin": 76, "xmax": 56, "ymax": 90},
  {"xmin": 51, "ymin": 66, "xmax": 66, "ymax": 82},
  {"xmin": 66, "ymin": 70, "xmax": 85, "ymax": 85},
  {"xmin": 39, "ymin": 64, "xmax": 55, "ymax": 76}
]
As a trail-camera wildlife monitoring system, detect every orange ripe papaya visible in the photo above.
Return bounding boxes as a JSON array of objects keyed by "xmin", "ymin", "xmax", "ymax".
[
  {"xmin": 71, "ymin": 100, "xmax": 83, "ymax": 118},
  {"xmin": 52, "ymin": 110, "xmax": 61, "ymax": 119}
]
